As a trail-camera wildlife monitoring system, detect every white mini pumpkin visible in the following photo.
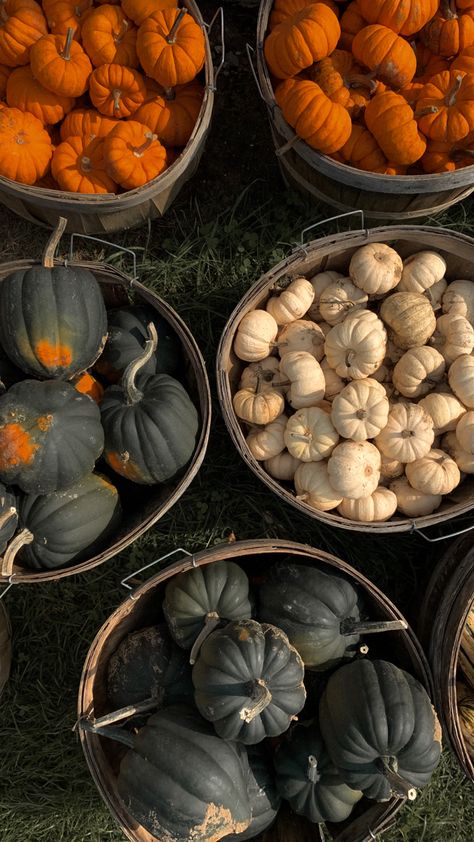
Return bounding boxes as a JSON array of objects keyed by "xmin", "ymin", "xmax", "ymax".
[
  {"xmin": 380, "ymin": 291, "xmax": 436, "ymax": 349},
  {"xmin": 378, "ymin": 452, "xmax": 404, "ymax": 483},
  {"xmin": 390, "ymin": 476, "xmax": 442, "ymax": 517},
  {"xmin": 392, "ymin": 346, "xmax": 445, "ymax": 398},
  {"xmin": 349, "ymin": 242, "xmax": 402, "ymax": 295},
  {"xmin": 405, "ymin": 448, "xmax": 461, "ymax": 495},
  {"xmin": 233, "ymin": 387, "xmax": 285, "ymax": 425},
  {"xmin": 306, "ymin": 270, "xmax": 342, "ymax": 322},
  {"xmin": 456, "ymin": 411, "xmax": 474, "ymax": 454},
  {"xmin": 320, "ymin": 356, "xmax": 346, "ymax": 401},
  {"xmin": 294, "ymin": 461, "xmax": 342, "ymax": 512},
  {"xmin": 234, "ymin": 310, "xmax": 278, "ymax": 361},
  {"xmin": 279, "ymin": 351, "xmax": 325, "ymax": 408},
  {"xmin": 442, "ymin": 280, "xmax": 474, "ymax": 324},
  {"xmin": 318, "ymin": 277, "xmax": 368, "ymax": 326},
  {"xmin": 327, "ymin": 440, "xmax": 381, "ymax": 499},
  {"xmin": 285, "ymin": 406, "xmax": 339, "ymax": 462},
  {"xmin": 264, "ymin": 451, "xmax": 300, "ymax": 480},
  {"xmin": 398, "ymin": 251, "xmax": 446, "ymax": 293},
  {"xmin": 338, "ymin": 486, "xmax": 398, "ymax": 522},
  {"xmin": 246, "ymin": 415, "xmax": 287, "ymax": 461},
  {"xmin": 431, "ymin": 313, "xmax": 474, "ymax": 364},
  {"xmin": 266, "ymin": 277, "xmax": 315, "ymax": 325},
  {"xmin": 324, "ymin": 310, "xmax": 387, "ymax": 380},
  {"xmin": 449, "ymin": 355, "xmax": 474, "ymax": 408},
  {"xmin": 418, "ymin": 392, "xmax": 466, "ymax": 434},
  {"xmin": 277, "ymin": 319, "xmax": 325, "ymax": 361},
  {"xmin": 442, "ymin": 431, "xmax": 474, "ymax": 473},
  {"xmin": 331, "ymin": 379, "xmax": 389, "ymax": 441},
  {"xmin": 375, "ymin": 402, "xmax": 434, "ymax": 463},
  {"xmin": 424, "ymin": 277, "xmax": 448, "ymax": 311},
  {"xmin": 239, "ymin": 357, "xmax": 283, "ymax": 393}
]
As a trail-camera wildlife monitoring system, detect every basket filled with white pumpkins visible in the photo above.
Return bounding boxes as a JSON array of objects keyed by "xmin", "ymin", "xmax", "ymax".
[{"xmin": 217, "ymin": 224, "xmax": 474, "ymax": 533}]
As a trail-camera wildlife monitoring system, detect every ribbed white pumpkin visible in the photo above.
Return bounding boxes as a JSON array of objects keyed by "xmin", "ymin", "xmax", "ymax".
[
  {"xmin": 331, "ymin": 379, "xmax": 389, "ymax": 441},
  {"xmin": 233, "ymin": 387, "xmax": 285, "ymax": 425},
  {"xmin": 306, "ymin": 270, "xmax": 342, "ymax": 322},
  {"xmin": 442, "ymin": 431, "xmax": 474, "ymax": 474},
  {"xmin": 278, "ymin": 319, "xmax": 325, "ymax": 361},
  {"xmin": 380, "ymin": 291, "xmax": 436, "ymax": 350},
  {"xmin": 349, "ymin": 243, "xmax": 402, "ymax": 295},
  {"xmin": 338, "ymin": 486, "xmax": 398, "ymax": 522},
  {"xmin": 390, "ymin": 476, "xmax": 442, "ymax": 516},
  {"xmin": 431, "ymin": 313, "xmax": 474, "ymax": 365},
  {"xmin": 294, "ymin": 462, "xmax": 342, "ymax": 512},
  {"xmin": 327, "ymin": 441, "xmax": 381, "ymax": 499},
  {"xmin": 449, "ymin": 355, "xmax": 474, "ymax": 408},
  {"xmin": 234, "ymin": 310, "xmax": 278, "ymax": 361},
  {"xmin": 284, "ymin": 407, "xmax": 339, "ymax": 462},
  {"xmin": 246, "ymin": 415, "xmax": 287, "ymax": 461},
  {"xmin": 456, "ymin": 411, "xmax": 474, "ymax": 454},
  {"xmin": 264, "ymin": 451, "xmax": 300, "ymax": 481},
  {"xmin": 398, "ymin": 251, "xmax": 446, "ymax": 293},
  {"xmin": 375, "ymin": 402, "xmax": 434, "ymax": 462},
  {"xmin": 279, "ymin": 351, "xmax": 325, "ymax": 409},
  {"xmin": 424, "ymin": 277, "xmax": 448, "ymax": 311},
  {"xmin": 392, "ymin": 346, "xmax": 445, "ymax": 398},
  {"xmin": 405, "ymin": 449, "xmax": 461, "ymax": 495},
  {"xmin": 419, "ymin": 392, "xmax": 466, "ymax": 435},
  {"xmin": 442, "ymin": 280, "xmax": 474, "ymax": 324},
  {"xmin": 266, "ymin": 278, "xmax": 315, "ymax": 325},
  {"xmin": 321, "ymin": 356, "xmax": 346, "ymax": 401},
  {"xmin": 318, "ymin": 277, "xmax": 368, "ymax": 326},
  {"xmin": 239, "ymin": 357, "xmax": 283, "ymax": 393},
  {"xmin": 324, "ymin": 310, "xmax": 387, "ymax": 380}
]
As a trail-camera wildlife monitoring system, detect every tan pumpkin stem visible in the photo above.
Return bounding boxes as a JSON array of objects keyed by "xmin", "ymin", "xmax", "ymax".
[
  {"xmin": 358, "ymin": 643, "xmax": 369, "ymax": 656},
  {"xmin": 166, "ymin": 8, "xmax": 187, "ymax": 44},
  {"xmin": 441, "ymin": 0, "xmax": 457, "ymax": 19},
  {"xmin": 306, "ymin": 755, "xmax": 321, "ymax": 784},
  {"xmin": 122, "ymin": 321, "xmax": 158, "ymax": 405},
  {"xmin": 376, "ymin": 757, "xmax": 417, "ymax": 801},
  {"xmin": 88, "ymin": 696, "xmax": 159, "ymax": 728},
  {"xmin": 80, "ymin": 156, "xmax": 92, "ymax": 172},
  {"xmin": 61, "ymin": 27, "xmax": 75, "ymax": 61},
  {"xmin": 240, "ymin": 678, "xmax": 272, "ymax": 723},
  {"xmin": 0, "ymin": 507, "xmax": 16, "ymax": 531},
  {"xmin": 345, "ymin": 72, "xmax": 377, "ymax": 94},
  {"xmin": 288, "ymin": 433, "xmax": 312, "ymax": 443},
  {"xmin": 445, "ymin": 74, "xmax": 463, "ymax": 106},
  {"xmin": 414, "ymin": 106, "xmax": 438, "ymax": 118},
  {"xmin": 112, "ymin": 89, "xmax": 122, "ymax": 113},
  {"xmin": 114, "ymin": 19, "xmax": 129, "ymax": 43},
  {"xmin": 189, "ymin": 611, "xmax": 221, "ymax": 665},
  {"xmin": 43, "ymin": 216, "xmax": 68, "ymax": 268},
  {"xmin": 133, "ymin": 131, "xmax": 157, "ymax": 157},
  {"xmin": 1, "ymin": 528, "xmax": 34, "ymax": 577},
  {"xmin": 341, "ymin": 618, "xmax": 408, "ymax": 636}
]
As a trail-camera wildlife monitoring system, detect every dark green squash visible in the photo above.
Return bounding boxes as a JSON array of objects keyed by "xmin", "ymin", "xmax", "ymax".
[
  {"xmin": 100, "ymin": 324, "xmax": 199, "ymax": 485},
  {"xmin": 0, "ymin": 380, "xmax": 104, "ymax": 494},
  {"xmin": 94, "ymin": 305, "xmax": 182, "ymax": 383},
  {"xmin": 0, "ymin": 263, "xmax": 107, "ymax": 380},
  {"xmin": 319, "ymin": 659, "xmax": 442, "ymax": 802},
  {"xmin": 225, "ymin": 746, "xmax": 281, "ymax": 841},
  {"xmin": 0, "ymin": 483, "xmax": 17, "ymax": 554},
  {"xmin": 0, "ymin": 344, "xmax": 23, "ymax": 394},
  {"xmin": 107, "ymin": 624, "xmax": 193, "ymax": 710},
  {"xmin": 2, "ymin": 472, "xmax": 122, "ymax": 573},
  {"xmin": 192, "ymin": 619, "xmax": 306, "ymax": 745},
  {"xmin": 163, "ymin": 560, "xmax": 252, "ymax": 663},
  {"xmin": 273, "ymin": 719, "xmax": 363, "ymax": 824},
  {"xmin": 259, "ymin": 560, "xmax": 405, "ymax": 670}
]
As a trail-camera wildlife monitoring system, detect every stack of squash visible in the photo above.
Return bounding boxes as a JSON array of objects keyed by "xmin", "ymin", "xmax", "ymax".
[
  {"xmin": 0, "ymin": 0, "xmax": 206, "ymax": 191},
  {"xmin": 458, "ymin": 604, "xmax": 474, "ymax": 760},
  {"xmin": 89, "ymin": 557, "xmax": 441, "ymax": 841},
  {"xmin": 232, "ymin": 243, "xmax": 474, "ymax": 523},
  {"xmin": 263, "ymin": 0, "xmax": 474, "ymax": 174}
]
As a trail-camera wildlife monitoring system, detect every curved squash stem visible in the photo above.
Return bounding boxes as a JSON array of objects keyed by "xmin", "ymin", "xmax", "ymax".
[
  {"xmin": 189, "ymin": 611, "xmax": 221, "ymax": 665},
  {"xmin": 166, "ymin": 8, "xmax": 187, "ymax": 44},
  {"xmin": 0, "ymin": 507, "xmax": 17, "ymax": 531},
  {"xmin": 133, "ymin": 131, "xmax": 158, "ymax": 157},
  {"xmin": 1, "ymin": 528, "xmax": 34, "ymax": 577},
  {"xmin": 341, "ymin": 618, "xmax": 407, "ymax": 636},
  {"xmin": 114, "ymin": 18, "xmax": 128, "ymax": 43},
  {"xmin": 122, "ymin": 322, "xmax": 158, "ymax": 405},
  {"xmin": 306, "ymin": 755, "xmax": 321, "ymax": 784},
  {"xmin": 376, "ymin": 757, "xmax": 417, "ymax": 801},
  {"xmin": 43, "ymin": 216, "xmax": 68, "ymax": 268},
  {"xmin": 240, "ymin": 678, "xmax": 272, "ymax": 723},
  {"xmin": 77, "ymin": 717, "xmax": 135, "ymax": 749},
  {"xmin": 445, "ymin": 74, "xmax": 463, "ymax": 106},
  {"xmin": 61, "ymin": 27, "xmax": 75, "ymax": 61},
  {"xmin": 88, "ymin": 696, "xmax": 159, "ymax": 728}
]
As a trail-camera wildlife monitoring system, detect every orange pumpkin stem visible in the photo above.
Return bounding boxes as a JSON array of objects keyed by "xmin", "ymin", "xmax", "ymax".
[
  {"xmin": 166, "ymin": 8, "xmax": 187, "ymax": 44},
  {"xmin": 446, "ymin": 74, "xmax": 463, "ymax": 106},
  {"xmin": 1, "ymin": 528, "xmax": 34, "ymax": 577},
  {"xmin": 61, "ymin": 27, "xmax": 75, "ymax": 61},
  {"xmin": 133, "ymin": 130, "xmax": 157, "ymax": 156}
]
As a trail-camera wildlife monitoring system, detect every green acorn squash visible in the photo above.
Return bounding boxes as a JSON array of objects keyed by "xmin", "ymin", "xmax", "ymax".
[
  {"xmin": 273, "ymin": 719, "xmax": 363, "ymax": 824},
  {"xmin": 319, "ymin": 659, "xmax": 442, "ymax": 802},
  {"xmin": 225, "ymin": 746, "xmax": 281, "ymax": 841},
  {"xmin": 0, "ymin": 380, "xmax": 104, "ymax": 494},
  {"xmin": 0, "ymin": 344, "xmax": 23, "ymax": 393},
  {"xmin": 192, "ymin": 619, "xmax": 306, "ymax": 745},
  {"xmin": 0, "ymin": 483, "xmax": 17, "ymax": 554}
]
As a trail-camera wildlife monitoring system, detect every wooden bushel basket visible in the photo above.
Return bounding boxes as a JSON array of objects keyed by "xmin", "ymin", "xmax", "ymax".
[
  {"xmin": 0, "ymin": 226, "xmax": 211, "ymax": 586},
  {"xmin": 254, "ymin": 0, "xmax": 474, "ymax": 223},
  {"xmin": 0, "ymin": 1, "xmax": 220, "ymax": 235},
  {"xmin": 0, "ymin": 601, "xmax": 11, "ymax": 697},
  {"xmin": 78, "ymin": 538, "xmax": 434, "ymax": 842},
  {"xmin": 216, "ymin": 223, "xmax": 474, "ymax": 533},
  {"xmin": 418, "ymin": 533, "xmax": 474, "ymax": 782}
]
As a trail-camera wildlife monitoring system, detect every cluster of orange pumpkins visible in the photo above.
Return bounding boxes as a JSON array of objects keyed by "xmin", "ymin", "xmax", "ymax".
[
  {"xmin": 0, "ymin": 0, "xmax": 206, "ymax": 192},
  {"xmin": 264, "ymin": 0, "xmax": 474, "ymax": 175}
]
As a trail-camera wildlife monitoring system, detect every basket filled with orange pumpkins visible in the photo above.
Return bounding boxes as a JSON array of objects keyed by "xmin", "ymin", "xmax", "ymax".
[
  {"xmin": 256, "ymin": 0, "xmax": 474, "ymax": 221},
  {"xmin": 0, "ymin": 0, "xmax": 217, "ymax": 233}
]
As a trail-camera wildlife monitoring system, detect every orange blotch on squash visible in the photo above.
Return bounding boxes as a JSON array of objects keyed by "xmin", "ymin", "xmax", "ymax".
[
  {"xmin": 0, "ymin": 423, "xmax": 39, "ymax": 469},
  {"xmin": 36, "ymin": 414, "xmax": 53, "ymax": 432},
  {"xmin": 105, "ymin": 449, "xmax": 144, "ymax": 481},
  {"xmin": 35, "ymin": 339, "xmax": 73, "ymax": 368},
  {"xmin": 73, "ymin": 371, "xmax": 104, "ymax": 403}
]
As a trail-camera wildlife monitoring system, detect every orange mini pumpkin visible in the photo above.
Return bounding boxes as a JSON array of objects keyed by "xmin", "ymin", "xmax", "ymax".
[
  {"xmin": 0, "ymin": 106, "xmax": 52, "ymax": 183},
  {"xmin": 421, "ymin": 0, "xmax": 474, "ymax": 57},
  {"xmin": 89, "ymin": 63, "xmax": 146, "ymax": 117},
  {"xmin": 137, "ymin": 8, "xmax": 205, "ymax": 88},
  {"xmin": 365, "ymin": 90, "xmax": 427, "ymax": 164},
  {"xmin": 352, "ymin": 24, "xmax": 416, "ymax": 88},
  {"xmin": 60, "ymin": 107, "xmax": 118, "ymax": 141},
  {"xmin": 133, "ymin": 78, "xmax": 203, "ymax": 146},
  {"xmin": 414, "ymin": 43, "xmax": 450, "ymax": 80},
  {"xmin": 264, "ymin": 3, "xmax": 340, "ymax": 79},
  {"xmin": 51, "ymin": 134, "xmax": 117, "ymax": 193},
  {"xmin": 6, "ymin": 65, "xmax": 75, "ymax": 124},
  {"xmin": 339, "ymin": 123, "xmax": 389, "ymax": 170},
  {"xmin": 121, "ymin": 0, "xmax": 176, "ymax": 26},
  {"xmin": 309, "ymin": 49, "xmax": 376, "ymax": 115},
  {"xmin": 81, "ymin": 4, "xmax": 138, "ymax": 68},
  {"xmin": 269, "ymin": 0, "xmax": 338, "ymax": 30},
  {"xmin": 357, "ymin": 0, "xmax": 438, "ymax": 36},
  {"xmin": 0, "ymin": 64, "xmax": 10, "ymax": 97},
  {"xmin": 30, "ymin": 28, "xmax": 92, "ymax": 96},
  {"xmin": 275, "ymin": 77, "xmax": 352, "ymax": 153},
  {"xmin": 399, "ymin": 79, "xmax": 425, "ymax": 107},
  {"xmin": 417, "ymin": 69, "xmax": 474, "ymax": 142},
  {"xmin": 421, "ymin": 133, "xmax": 474, "ymax": 170},
  {"xmin": 42, "ymin": 0, "xmax": 93, "ymax": 36},
  {"xmin": 0, "ymin": 0, "xmax": 47, "ymax": 66},
  {"xmin": 103, "ymin": 119, "xmax": 167, "ymax": 188},
  {"xmin": 339, "ymin": 1, "xmax": 367, "ymax": 50},
  {"xmin": 452, "ymin": 42, "xmax": 474, "ymax": 70}
]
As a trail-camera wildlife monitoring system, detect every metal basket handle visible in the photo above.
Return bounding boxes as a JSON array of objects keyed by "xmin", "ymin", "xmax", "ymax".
[
  {"xmin": 246, "ymin": 43, "xmax": 268, "ymax": 104},
  {"xmin": 120, "ymin": 548, "xmax": 194, "ymax": 598},
  {"xmin": 300, "ymin": 211, "xmax": 366, "ymax": 247},
  {"xmin": 410, "ymin": 519, "xmax": 474, "ymax": 543},
  {"xmin": 69, "ymin": 232, "xmax": 138, "ymax": 282},
  {"xmin": 205, "ymin": 7, "xmax": 225, "ymax": 90}
]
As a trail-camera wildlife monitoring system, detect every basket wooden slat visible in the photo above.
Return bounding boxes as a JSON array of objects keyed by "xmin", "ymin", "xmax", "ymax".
[
  {"xmin": 0, "ymin": 601, "xmax": 11, "ymax": 697},
  {"xmin": 256, "ymin": 1, "xmax": 474, "ymax": 223},
  {"xmin": 0, "ymin": 0, "xmax": 215, "ymax": 235},
  {"xmin": 0, "ymin": 258, "xmax": 211, "ymax": 585},
  {"xmin": 78, "ymin": 538, "xmax": 433, "ymax": 842},
  {"xmin": 217, "ymin": 224, "xmax": 474, "ymax": 533}
]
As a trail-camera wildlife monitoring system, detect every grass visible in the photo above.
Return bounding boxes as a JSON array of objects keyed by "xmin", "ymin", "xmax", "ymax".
[{"xmin": 1, "ymin": 3, "xmax": 474, "ymax": 839}]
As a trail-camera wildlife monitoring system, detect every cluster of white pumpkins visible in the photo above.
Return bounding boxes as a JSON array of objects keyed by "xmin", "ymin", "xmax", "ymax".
[{"xmin": 232, "ymin": 242, "xmax": 474, "ymax": 523}]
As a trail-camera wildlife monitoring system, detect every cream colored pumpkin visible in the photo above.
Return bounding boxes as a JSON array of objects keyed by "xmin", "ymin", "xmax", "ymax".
[
  {"xmin": 392, "ymin": 346, "xmax": 445, "ymax": 398},
  {"xmin": 424, "ymin": 277, "xmax": 448, "ymax": 311},
  {"xmin": 419, "ymin": 392, "xmax": 466, "ymax": 435},
  {"xmin": 379, "ymin": 452, "xmax": 404, "ymax": 483},
  {"xmin": 456, "ymin": 411, "xmax": 474, "ymax": 454},
  {"xmin": 284, "ymin": 407, "xmax": 339, "ymax": 462},
  {"xmin": 380, "ymin": 292, "xmax": 436, "ymax": 350},
  {"xmin": 278, "ymin": 319, "xmax": 325, "ymax": 361},
  {"xmin": 266, "ymin": 277, "xmax": 315, "ymax": 325},
  {"xmin": 234, "ymin": 310, "xmax": 278, "ymax": 361},
  {"xmin": 398, "ymin": 251, "xmax": 446, "ymax": 294},
  {"xmin": 390, "ymin": 476, "xmax": 442, "ymax": 517},
  {"xmin": 338, "ymin": 486, "xmax": 398, "ymax": 522},
  {"xmin": 279, "ymin": 351, "xmax": 325, "ymax": 409},
  {"xmin": 327, "ymin": 441, "xmax": 381, "ymax": 499},
  {"xmin": 349, "ymin": 243, "xmax": 402, "ymax": 296},
  {"xmin": 324, "ymin": 310, "xmax": 387, "ymax": 380},
  {"xmin": 294, "ymin": 461, "xmax": 342, "ymax": 512},
  {"xmin": 264, "ymin": 450, "xmax": 300, "ymax": 481},
  {"xmin": 405, "ymin": 449, "xmax": 461, "ymax": 495},
  {"xmin": 442, "ymin": 280, "xmax": 474, "ymax": 325},
  {"xmin": 233, "ymin": 387, "xmax": 285, "ymax": 425},
  {"xmin": 331, "ymin": 379, "xmax": 389, "ymax": 441},
  {"xmin": 321, "ymin": 357, "xmax": 346, "ymax": 401},
  {"xmin": 449, "ymin": 355, "xmax": 474, "ymax": 408},
  {"xmin": 442, "ymin": 431, "xmax": 474, "ymax": 474},
  {"xmin": 318, "ymin": 277, "xmax": 368, "ymax": 326},
  {"xmin": 431, "ymin": 313, "xmax": 474, "ymax": 364},
  {"xmin": 239, "ymin": 357, "xmax": 283, "ymax": 393},
  {"xmin": 306, "ymin": 271, "xmax": 342, "ymax": 322},
  {"xmin": 246, "ymin": 415, "xmax": 287, "ymax": 461},
  {"xmin": 375, "ymin": 402, "xmax": 434, "ymax": 463}
]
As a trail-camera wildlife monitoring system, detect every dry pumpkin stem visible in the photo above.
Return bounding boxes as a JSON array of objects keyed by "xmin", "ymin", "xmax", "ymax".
[
  {"xmin": 42, "ymin": 216, "xmax": 68, "ymax": 269},
  {"xmin": 240, "ymin": 678, "xmax": 272, "ymax": 723},
  {"xmin": 375, "ymin": 756, "xmax": 417, "ymax": 801},
  {"xmin": 87, "ymin": 697, "xmax": 159, "ymax": 728},
  {"xmin": 122, "ymin": 321, "xmax": 158, "ymax": 405},
  {"xmin": 61, "ymin": 27, "xmax": 75, "ymax": 62},
  {"xmin": 340, "ymin": 618, "xmax": 408, "ymax": 636},
  {"xmin": 133, "ymin": 131, "xmax": 158, "ymax": 157},
  {"xmin": 78, "ymin": 718, "xmax": 135, "ymax": 749},
  {"xmin": 0, "ymin": 507, "xmax": 17, "ymax": 531},
  {"xmin": 189, "ymin": 611, "xmax": 221, "ymax": 665},
  {"xmin": 1, "ymin": 527, "xmax": 34, "ymax": 577},
  {"xmin": 306, "ymin": 755, "xmax": 320, "ymax": 783},
  {"xmin": 166, "ymin": 8, "xmax": 187, "ymax": 44}
]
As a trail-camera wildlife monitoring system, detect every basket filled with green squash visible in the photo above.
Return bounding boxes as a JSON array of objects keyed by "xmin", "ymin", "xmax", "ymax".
[
  {"xmin": 77, "ymin": 538, "xmax": 441, "ymax": 842},
  {"xmin": 0, "ymin": 218, "xmax": 211, "ymax": 585},
  {"xmin": 217, "ymin": 222, "xmax": 474, "ymax": 533}
]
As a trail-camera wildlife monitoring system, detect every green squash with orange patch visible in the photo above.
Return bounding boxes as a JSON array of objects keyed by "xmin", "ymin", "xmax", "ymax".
[
  {"xmin": 0, "ymin": 483, "xmax": 17, "ymax": 554},
  {"xmin": 0, "ymin": 264, "xmax": 107, "ymax": 380},
  {"xmin": 0, "ymin": 380, "xmax": 104, "ymax": 493}
]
